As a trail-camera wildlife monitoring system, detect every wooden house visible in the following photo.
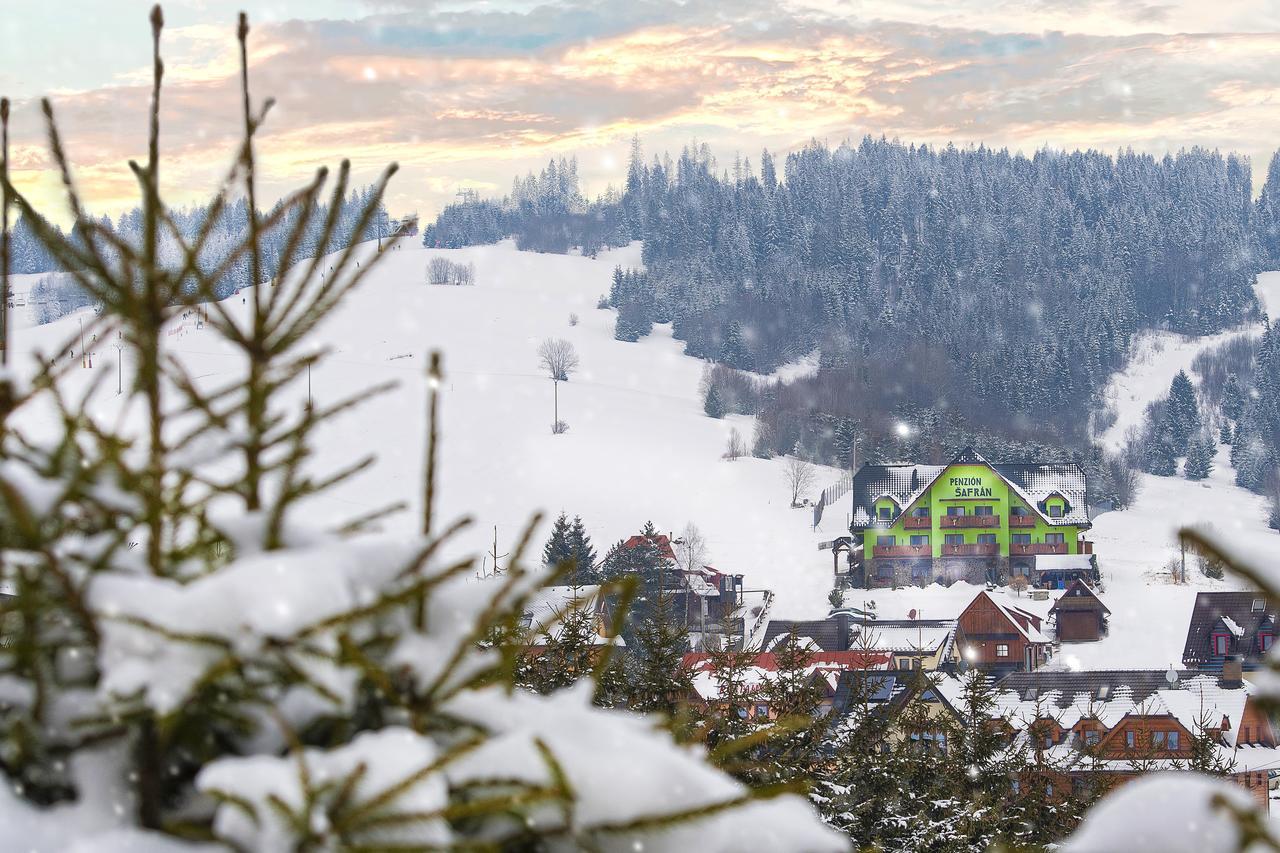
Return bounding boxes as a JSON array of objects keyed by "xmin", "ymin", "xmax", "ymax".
[
  {"xmin": 956, "ymin": 590, "xmax": 1051, "ymax": 673},
  {"xmin": 988, "ymin": 669, "xmax": 1278, "ymax": 812},
  {"xmin": 1181, "ymin": 591, "xmax": 1276, "ymax": 673},
  {"xmin": 1049, "ymin": 579, "xmax": 1110, "ymax": 642}
]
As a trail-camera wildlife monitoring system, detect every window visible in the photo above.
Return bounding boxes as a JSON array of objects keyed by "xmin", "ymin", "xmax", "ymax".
[
  {"xmin": 1045, "ymin": 532, "xmax": 1066, "ymax": 544},
  {"xmin": 912, "ymin": 507, "xmax": 930, "ymax": 517},
  {"xmin": 1046, "ymin": 783, "xmax": 1054, "ymax": 797},
  {"xmin": 975, "ymin": 505, "xmax": 994, "ymax": 516},
  {"xmin": 877, "ymin": 535, "xmax": 897, "ymax": 546},
  {"xmin": 1262, "ymin": 633, "xmax": 1274, "ymax": 652},
  {"xmin": 1213, "ymin": 634, "xmax": 1230, "ymax": 656},
  {"xmin": 1048, "ymin": 503, "xmax": 1063, "ymax": 518},
  {"xmin": 1168, "ymin": 731, "xmax": 1180, "ymax": 750},
  {"xmin": 1153, "ymin": 731, "xmax": 1166, "ymax": 748},
  {"xmin": 878, "ymin": 505, "xmax": 893, "ymax": 520},
  {"xmin": 1043, "ymin": 735, "xmax": 1053, "ymax": 749},
  {"xmin": 1011, "ymin": 506, "xmax": 1029, "ymax": 517},
  {"xmin": 944, "ymin": 533, "xmax": 965, "ymax": 546},
  {"xmin": 1012, "ymin": 533, "xmax": 1032, "ymax": 544},
  {"xmin": 755, "ymin": 704, "xmax": 769, "ymax": 718},
  {"xmin": 1085, "ymin": 731, "xmax": 1099, "ymax": 746},
  {"xmin": 946, "ymin": 506, "xmax": 966, "ymax": 516},
  {"xmin": 1244, "ymin": 726, "xmax": 1252, "ymax": 743},
  {"xmin": 996, "ymin": 644, "xmax": 1009, "ymax": 657},
  {"xmin": 1125, "ymin": 731, "xmax": 1135, "ymax": 749},
  {"xmin": 910, "ymin": 534, "xmax": 930, "ymax": 546},
  {"xmin": 1011, "ymin": 779, "xmax": 1021, "ymax": 794},
  {"xmin": 976, "ymin": 533, "xmax": 997, "ymax": 544},
  {"xmin": 1253, "ymin": 599, "xmax": 1265, "ymax": 612}
]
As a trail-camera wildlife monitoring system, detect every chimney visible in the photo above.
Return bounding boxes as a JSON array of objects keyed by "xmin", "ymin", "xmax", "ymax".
[{"xmin": 1222, "ymin": 654, "xmax": 1244, "ymax": 687}]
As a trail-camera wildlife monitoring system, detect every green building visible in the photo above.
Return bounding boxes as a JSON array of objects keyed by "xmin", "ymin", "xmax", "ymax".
[{"xmin": 847, "ymin": 448, "xmax": 1094, "ymax": 589}]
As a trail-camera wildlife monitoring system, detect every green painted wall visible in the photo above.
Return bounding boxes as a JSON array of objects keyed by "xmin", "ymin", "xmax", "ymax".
[{"xmin": 860, "ymin": 463, "xmax": 1083, "ymax": 561}]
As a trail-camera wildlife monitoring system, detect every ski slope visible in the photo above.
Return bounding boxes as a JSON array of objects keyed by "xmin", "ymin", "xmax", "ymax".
[{"xmin": 8, "ymin": 240, "xmax": 843, "ymax": 619}]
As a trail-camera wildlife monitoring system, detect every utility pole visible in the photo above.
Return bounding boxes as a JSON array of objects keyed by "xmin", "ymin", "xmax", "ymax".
[
  {"xmin": 79, "ymin": 316, "xmax": 86, "ymax": 368},
  {"xmin": 307, "ymin": 362, "xmax": 312, "ymax": 410},
  {"xmin": 114, "ymin": 342, "xmax": 123, "ymax": 394}
]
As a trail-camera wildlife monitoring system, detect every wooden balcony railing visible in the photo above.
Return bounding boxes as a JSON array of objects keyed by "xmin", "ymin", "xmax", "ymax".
[
  {"xmin": 1011, "ymin": 543, "xmax": 1068, "ymax": 556},
  {"xmin": 941, "ymin": 543, "xmax": 999, "ymax": 557},
  {"xmin": 940, "ymin": 514, "xmax": 1000, "ymax": 529},
  {"xmin": 903, "ymin": 516, "xmax": 931, "ymax": 530},
  {"xmin": 1009, "ymin": 515, "xmax": 1036, "ymax": 528},
  {"xmin": 1080, "ymin": 540, "xmax": 1093, "ymax": 554},
  {"xmin": 873, "ymin": 544, "xmax": 932, "ymax": 558}
]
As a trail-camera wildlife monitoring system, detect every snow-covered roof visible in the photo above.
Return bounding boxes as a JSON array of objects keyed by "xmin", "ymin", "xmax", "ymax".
[
  {"xmin": 990, "ymin": 670, "xmax": 1252, "ymax": 744},
  {"xmin": 684, "ymin": 651, "xmax": 894, "ymax": 701},
  {"xmin": 848, "ymin": 622, "xmax": 955, "ymax": 655},
  {"xmin": 848, "ymin": 447, "xmax": 1090, "ymax": 530}
]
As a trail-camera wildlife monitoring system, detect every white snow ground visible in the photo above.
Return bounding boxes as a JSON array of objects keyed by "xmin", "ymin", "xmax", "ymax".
[
  {"xmin": 7, "ymin": 240, "xmax": 844, "ymax": 619},
  {"xmin": 9, "ymin": 248, "xmax": 1279, "ymax": 654}
]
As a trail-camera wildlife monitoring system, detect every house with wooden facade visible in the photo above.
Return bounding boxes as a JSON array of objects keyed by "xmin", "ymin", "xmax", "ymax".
[
  {"xmin": 956, "ymin": 590, "xmax": 1052, "ymax": 673},
  {"xmin": 976, "ymin": 667, "xmax": 1278, "ymax": 812},
  {"xmin": 847, "ymin": 447, "xmax": 1094, "ymax": 589},
  {"xmin": 1049, "ymin": 579, "xmax": 1110, "ymax": 642},
  {"xmin": 1181, "ymin": 591, "xmax": 1276, "ymax": 673}
]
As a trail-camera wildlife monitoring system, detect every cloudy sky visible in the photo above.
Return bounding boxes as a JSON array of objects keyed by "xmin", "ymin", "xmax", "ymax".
[{"xmin": 4, "ymin": 0, "xmax": 1280, "ymax": 223}]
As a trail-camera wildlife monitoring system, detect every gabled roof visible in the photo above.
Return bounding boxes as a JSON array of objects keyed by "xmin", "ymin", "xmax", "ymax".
[
  {"xmin": 848, "ymin": 446, "xmax": 1090, "ymax": 531},
  {"xmin": 1049, "ymin": 579, "xmax": 1110, "ymax": 615},
  {"xmin": 1181, "ymin": 592, "xmax": 1277, "ymax": 668},
  {"xmin": 960, "ymin": 590, "xmax": 1051, "ymax": 644},
  {"xmin": 991, "ymin": 670, "xmax": 1251, "ymax": 744},
  {"xmin": 621, "ymin": 533, "xmax": 676, "ymax": 562},
  {"xmin": 847, "ymin": 620, "xmax": 957, "ymax": 656}
]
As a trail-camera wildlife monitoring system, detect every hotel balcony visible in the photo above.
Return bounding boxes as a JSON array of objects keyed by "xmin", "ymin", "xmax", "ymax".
[
  {"xmin": 1080, "ymin": 540, "xmax": 1093, "ymax": 554},
  {"xmin": 1009, "ymin": 515, "xmax": 1036, "ymax": 528},
  {"xmin": 941, "ymin": 543, "xmax": 999, "ymax": 557},
  {"xmin": 1011, "ymin": 543, "xmax": 1068, "ymax": 556},
  {"xmin": 903, "ymin": 516, "xmax": 931, "ymax": 530},
  {"xmin": 873, "ymin": 544, "xmax": 932, "ymax": 558},
  {"xmin": 940, "ymin": 514, "xmax": 1000, "ymax": 529}
]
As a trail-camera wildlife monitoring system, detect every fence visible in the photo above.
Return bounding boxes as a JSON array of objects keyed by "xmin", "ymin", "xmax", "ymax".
[{"xmin": 812, "ymin": 471, "xmax": 854, "ymax": 529}]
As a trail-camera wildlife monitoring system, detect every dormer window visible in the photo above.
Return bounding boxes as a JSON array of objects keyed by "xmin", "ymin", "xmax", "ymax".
[
  {"xmin": 1212, "ymin": 633, "xmax": 1230, "ymax": 656},
  {"xmin": 878, "ymin": 505, "xmax": 893, "ymax": 520},
  {"xmin": 1048, "ymin": 503, "xmax": 1063, "ymax": 518},
  {"xmin": 1097, "ymin": 684, "xmax": 1110, "ymax": 700},
  {"xmin": 1253, "ymin": 599, "xmax": 1265, "ymax": 612}
]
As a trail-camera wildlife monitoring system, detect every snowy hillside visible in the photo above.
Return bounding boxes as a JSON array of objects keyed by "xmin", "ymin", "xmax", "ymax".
[
  {"xmin": 8, "ymin": 240, "xmax": 843, "ymax": 619},
  {"xmin": 10, "ymin": 249, "xmax": 1280, "ymax": 651}
]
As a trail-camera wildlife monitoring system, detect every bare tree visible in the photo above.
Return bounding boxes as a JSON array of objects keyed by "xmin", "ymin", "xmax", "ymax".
[
  {"xmin": 723, "ymin": 427, "xmax": 745, "ymax": 460},
  {"xmin": 537, "ymin": 338, "xmax": 580, "ymax": 433},
  {"xmin": 538, "ymin": 338, "xmax": 580, "ymax": 382},
  {"xmin": 675, "ymin": 523, "xmax": 708, "ymax": 573},
  {"xmin": 784, "ymin": 457, "xmax": 816, "ymax": 506}
]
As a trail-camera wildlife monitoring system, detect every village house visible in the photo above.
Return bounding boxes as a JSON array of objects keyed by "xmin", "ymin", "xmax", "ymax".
[
  {"xmin": 761, "ymin": 611, "xmax": 961, "ymax": 672},
  {"xmin": 956, "ymin": 590, "xmax": 1052, "ymax": 673},
  {"xmin": 978, "ymin": 667, "xmax": 1278, "ymax": 812},
  {"xmin": 1181, "ymin": 591, "xmax": 1276, "ymax": 673},
  {"xmin": 847, "ymin": 447, "xmax": 1096, "ymax": 589},
  {"xmin": 1049, "ymin": 579, "xmax": 1110, "ymax": 643},
  {"xmin": 830, "ymin": 668, "xmax": 963, "ymax": 751},
  {"xmin": 616, "ymin": 532, "xmax": 770, "ymax": 651}
]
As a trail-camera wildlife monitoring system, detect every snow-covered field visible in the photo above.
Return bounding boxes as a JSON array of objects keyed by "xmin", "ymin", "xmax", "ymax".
[
  {"xmin": 9, "ymin": 247, "xmax": 1280, "ymax": 658},
  {"xmin": 9, "ymin": 240, "xmax": 844, "ymax": 619}
]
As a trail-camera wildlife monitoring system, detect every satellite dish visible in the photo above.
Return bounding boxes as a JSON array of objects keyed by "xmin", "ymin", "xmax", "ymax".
[
  {"xmin": 1166, "ymin": 665, "xmax": 1179, "ymax": 687},
  {"xmin": 908, "ymin": 609, "xmax": 917, "ymax": 620}
]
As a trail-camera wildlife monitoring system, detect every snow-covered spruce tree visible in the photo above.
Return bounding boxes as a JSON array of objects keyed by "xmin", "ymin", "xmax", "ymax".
[
  {"xmin": 1184, "ymin": 432, "xmax": 1215, "ymax": 480},
  {"xmin": 0, "ymin": 11, "xmax": 845, "ymax": 851}
]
